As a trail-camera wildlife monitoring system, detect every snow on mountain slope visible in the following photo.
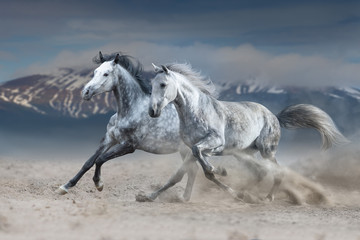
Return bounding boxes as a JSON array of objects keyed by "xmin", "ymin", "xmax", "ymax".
[
  {"xmin": 0, "ymin": 68, "xmax": 359, "ymax": 135},
  {"xmin": 0, "ymin": 68, "xmax": 114, "ymax": 118}
]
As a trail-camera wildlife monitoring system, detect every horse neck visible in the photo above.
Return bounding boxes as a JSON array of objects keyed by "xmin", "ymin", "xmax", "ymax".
[
  {"xmin": 173, "ymin": 78, "xmax": 204, "ymax": 122},
  {"xmin": 113, "ymin": 67, "xmax": 148, "ymax": 118}
]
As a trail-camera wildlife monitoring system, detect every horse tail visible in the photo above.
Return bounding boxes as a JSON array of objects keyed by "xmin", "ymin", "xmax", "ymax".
[{"xmin": 277, "ymin": 104, "xmax": 348, "ymax": 150}]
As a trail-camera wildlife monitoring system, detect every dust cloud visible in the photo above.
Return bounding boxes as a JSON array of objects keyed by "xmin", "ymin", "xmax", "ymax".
[{"xmin": 0, "ymin": 140, "xmax": 359, "ymax": 240}]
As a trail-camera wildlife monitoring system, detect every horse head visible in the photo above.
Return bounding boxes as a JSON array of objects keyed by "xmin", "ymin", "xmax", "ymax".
[
  {"xmin": 82, "ymin": 52, "xmax": 120, "ymax": 100},
  {"xmin": 149, "ymin": 64, "xmax": 177, "ymax": 117}
]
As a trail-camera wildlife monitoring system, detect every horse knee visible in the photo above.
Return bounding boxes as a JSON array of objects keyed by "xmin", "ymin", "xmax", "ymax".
[
  {"xmin": 82, "ymin": 161, "xmax": 94, "ymax": 171},
  {"xmin": 204, "ymin": 172, "xmax": 215, "ymax": 180},
  {"xmin": 191, "ymin": 145, "xmax": 201, "ymax": 159},
  {"xmin": 171, "ymin": 171, "xmax": 186, "ymax": 184}
]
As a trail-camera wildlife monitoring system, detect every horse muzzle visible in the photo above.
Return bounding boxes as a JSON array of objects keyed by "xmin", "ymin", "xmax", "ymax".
[
  {"xmin": 149, "ymin": 107, "xmax": 161, "ymax": 118},
  {"xmin": 82, "ymin": 88, "xmax": 93, "ymax": 101}
]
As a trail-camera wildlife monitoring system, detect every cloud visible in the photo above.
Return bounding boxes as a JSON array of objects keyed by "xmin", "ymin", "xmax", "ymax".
[
  {"xmin": 17, "ymin": 41, "xmax": 360, "ymax": 87},
  {"xmin": 2, "ymin": 0, "xmax": 360, "ymax": 85},
  {"xmin": 3, "ymin": 1, "xmax": 360, "ymax": 48}
]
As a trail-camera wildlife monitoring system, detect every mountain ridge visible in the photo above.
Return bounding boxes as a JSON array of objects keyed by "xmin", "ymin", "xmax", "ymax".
[{"xmin": 1, "ymin": 67, "xmax": 359, "ymax": 136}]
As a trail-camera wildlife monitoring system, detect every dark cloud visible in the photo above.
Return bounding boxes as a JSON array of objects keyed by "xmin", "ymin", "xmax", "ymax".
[{"xmin": 2, "ymin": 0, "xmax": 359, "ymax": 45}]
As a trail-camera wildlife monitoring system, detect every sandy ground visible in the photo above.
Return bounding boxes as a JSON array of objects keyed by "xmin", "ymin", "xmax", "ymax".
[{"xmin": 0, "ymin": 149, "xmax": 360, "ymax": 240}]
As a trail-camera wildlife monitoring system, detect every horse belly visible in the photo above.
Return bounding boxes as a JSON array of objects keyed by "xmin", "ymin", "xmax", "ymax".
[
  {"xmin": 138, "ymin": 116, "xmax": 181, "ymax": 154},
  {"xmin": 139, "ymin": 133, "xmax": 181, "ymax": 154}
]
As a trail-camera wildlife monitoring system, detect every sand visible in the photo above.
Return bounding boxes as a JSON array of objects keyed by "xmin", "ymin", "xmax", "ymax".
[{"xmin": 0, "ymin": 149, "xmax": 359, "ymax": 240}]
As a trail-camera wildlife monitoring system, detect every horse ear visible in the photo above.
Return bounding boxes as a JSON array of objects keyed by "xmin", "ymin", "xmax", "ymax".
[
  {"xmin": 161, "ymin": 65, "xmax": 169, "ymax": 74},
  {"xmin": 152, "ymin": 63, "xmax": 162, "ymax": 73},
  {"xmin": 99, "ymin": 51, "xmax": 105, "ymax": 63},
  {"xmin": 114, "ymin": 54, "xmax": 120, "ymax": 64}
]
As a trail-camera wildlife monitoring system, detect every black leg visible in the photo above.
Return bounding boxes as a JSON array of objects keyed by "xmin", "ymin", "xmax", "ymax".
[
  {"xmin": 92, "ymin": 144, "xmax": 135, "ymax": 191},
  {"xmin": 58, "ymin": 141, "xmax": 115, "ymax": 194}
]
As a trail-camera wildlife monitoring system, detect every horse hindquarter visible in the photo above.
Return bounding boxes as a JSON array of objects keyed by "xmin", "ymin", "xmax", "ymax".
[{"xmin": 223, "ymin": 102, "xmax": 272, "ymax": 151}]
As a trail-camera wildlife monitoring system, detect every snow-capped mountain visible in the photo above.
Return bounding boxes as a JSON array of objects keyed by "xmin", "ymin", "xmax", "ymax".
[
  {"xmin": 219, "ymin": 80, "xmax": 360, "ymax": 135},
  {"xmin": 0, "ymin": 68, "xmax": 114, "ymax": 118},
  {"xmin": 0, "ymin": 68, "xmax": 359, "ymax": 135}
]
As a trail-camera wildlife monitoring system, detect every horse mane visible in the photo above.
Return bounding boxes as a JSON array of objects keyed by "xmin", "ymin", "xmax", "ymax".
[
  {"xmin": 165, "ymin": 63, "xmax": 218, "ymax": 98},
  {"xmin": 93, "ymin": 52, "xmax": 152, "ymax": 95}
]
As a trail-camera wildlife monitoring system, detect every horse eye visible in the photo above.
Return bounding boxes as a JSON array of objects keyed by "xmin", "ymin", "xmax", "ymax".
[
  {"xmin": 103, "ymin": 73, "xmax": 109, "ymax": 77},
  {"xmin": 160, "ymin": 83, "xmax": 166, "ymax": 89}
]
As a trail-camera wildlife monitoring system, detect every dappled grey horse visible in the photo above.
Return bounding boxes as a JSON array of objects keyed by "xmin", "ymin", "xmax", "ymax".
[
  {"xmin": 58, "ymin": 52, "xmax": 228, "ymax": 201},
  {"xmin": 149, "ymin": 63, "xmax": 347, "ymax": 201}
]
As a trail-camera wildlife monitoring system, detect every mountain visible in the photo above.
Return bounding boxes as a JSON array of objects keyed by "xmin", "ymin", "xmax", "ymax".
[
  {"xmin": 219, "ymin": 81, "xmax": 360, "ymax": 136},
  {"xmin": 0, "ymin": 68, "xmax": 115, "ymax": 118},
  {"xmin": 0, "ymin": 68, "xmax": 359, "ymax": 136}
]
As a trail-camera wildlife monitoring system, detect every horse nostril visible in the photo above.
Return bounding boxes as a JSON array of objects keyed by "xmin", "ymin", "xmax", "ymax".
[
  {"xmin": 82, "ymin": 88, "xmax": 92, "ymax": 100},
  {"xmin": 149, "ymin": 108, "xmax": 155, "ymax": 117}
]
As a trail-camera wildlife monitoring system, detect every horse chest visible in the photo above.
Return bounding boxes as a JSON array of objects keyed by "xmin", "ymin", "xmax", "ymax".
[{"xmin": 108, "ymin": 121, "xmax": 141, "ymax": 145}]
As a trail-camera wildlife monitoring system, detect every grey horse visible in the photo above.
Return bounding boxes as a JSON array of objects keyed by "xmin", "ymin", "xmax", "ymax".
[
  {"xmin": 58, "ymin": 52, "xmax": 215, "ymax": 201},
  {"xmin": 148, "ymin": 63, "xmax": 347, "ymax": 201}
]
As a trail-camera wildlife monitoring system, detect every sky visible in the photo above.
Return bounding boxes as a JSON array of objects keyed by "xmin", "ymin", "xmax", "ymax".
[{"xmin": 1, "ymin": 0, "xmax": 360, "ymax": 87}]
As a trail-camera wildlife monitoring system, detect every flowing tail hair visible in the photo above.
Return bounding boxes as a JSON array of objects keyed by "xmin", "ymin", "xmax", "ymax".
[{"xmin": 277, "ymin": 104, "xmax": 348, "ymax": 150}]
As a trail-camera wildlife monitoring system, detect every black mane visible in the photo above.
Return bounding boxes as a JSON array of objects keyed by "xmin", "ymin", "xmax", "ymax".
[{"xmin": 93, "ymin": 52, "xmax": 152, "ymax": 95}]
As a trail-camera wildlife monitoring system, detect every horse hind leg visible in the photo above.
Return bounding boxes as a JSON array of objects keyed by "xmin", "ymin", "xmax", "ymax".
[
  {"xmin": 260, "ymin": 151, "xmax": 284, "ymax": 202},
  {"xmin": 237, "ymin": 149, "xmax": 283, "ymax": 202},
  {"xmin": 255, "ymin": 123, "xmax": 283, "ymax": 201},
  {"xmin": 265, "ymin": 165, "xmax": 284, "ymax": 202},
  {"xmin": 92, "ymin": 144, "xmax": 135, "ymax": 191},
  {"xmin": 230, "ymin": 152, "xmax": 271, "ymax": 203},
  {"xmin": 232, "ymin": 152, "xmax": 267, "ymax": 185}
]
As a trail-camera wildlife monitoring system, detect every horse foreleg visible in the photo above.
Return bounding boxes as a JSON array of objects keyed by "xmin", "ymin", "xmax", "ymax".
[
  {"xmin": 136, "ymin": 156, "xmax": 196, "ymax": 202},
  {"xmin": 57, "ymin": 140, "xmax": 115, "ymax": 195},
  {"xmin": 179, "ymin": 147, "xmax": 199, "ymax": 201},
  {"xmin": 182, "ymin": 157, "xmax": 199, "ymax": 201},
  {"xmin": 191, "ymin": 134, "xmax": 223, "ymax": 174},
  {"xmin": 179, "ymin": 146, "xmax": 226, "ymax": 201},
  {"xmin": 192, "ymin": 140, "xmax": 243, "ymax": 202},
  {"xmin": 92, "ymin": 144, "xmax": 135, "ymax": 191}
]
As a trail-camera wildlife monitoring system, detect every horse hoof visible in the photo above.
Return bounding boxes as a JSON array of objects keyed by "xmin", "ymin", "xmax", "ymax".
[
  {"xmin": 95, "ymin": 181, "xmax": 104, "ymax": 192},
  {"xmin": 182, "ymin": 194, "xmax": 191, "ymax": 202},
  {"xmin": 57, "ymin": 185, "xmax": 68, "ymax": 195},
  {"xmin": 265, "ymin": 194, "xmax": 274, "ymax": 202},
  {"xmin": 135, "ymin": 192, "xmax": 154, "ymax": 202}
]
